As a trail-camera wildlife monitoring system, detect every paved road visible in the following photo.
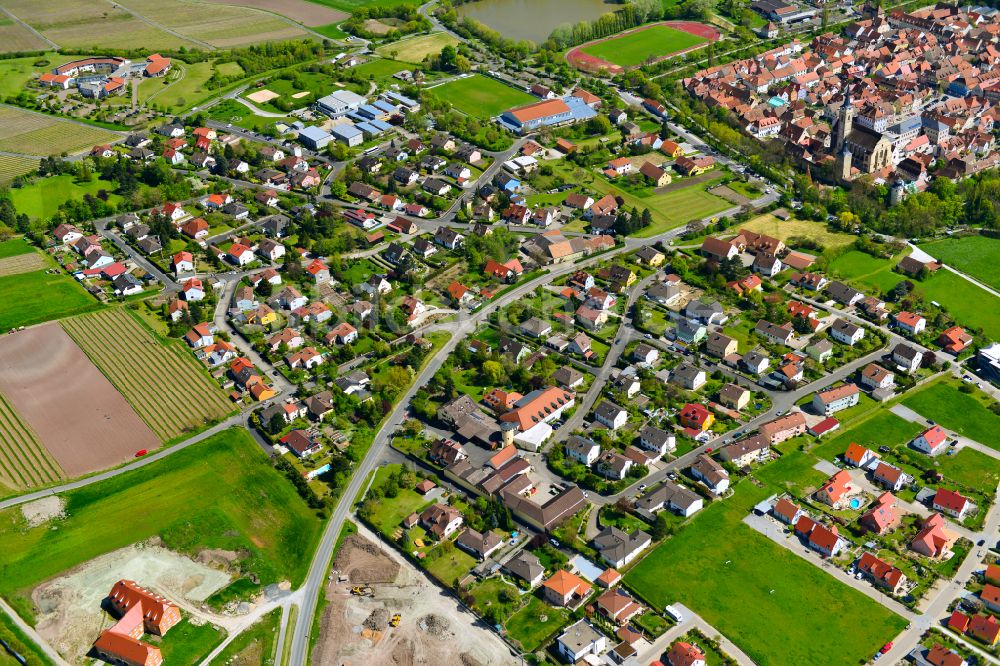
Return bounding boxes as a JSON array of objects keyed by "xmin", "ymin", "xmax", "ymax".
[
  {"xmin": 212, "ymin": 277, "xmax": 295, "ymax": 396},
  {"xmin": 636, "ymin": 603, "xmax": 756, "ymax": 666},
  {"xmin": 0, "ymin": 597, "xmax": 69, "ymax": 666},
  {"xmin": 0, "ymin": 410, "xmax": 257, "ymax": 511}
]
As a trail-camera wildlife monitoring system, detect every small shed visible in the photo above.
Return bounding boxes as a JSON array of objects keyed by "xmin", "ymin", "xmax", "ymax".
[{"xmin": 402, "ymin": 512, "xmax": 419, "ymax": 528}]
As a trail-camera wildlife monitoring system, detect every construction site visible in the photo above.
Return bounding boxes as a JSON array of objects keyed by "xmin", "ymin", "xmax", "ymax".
[{"xmin": 313, "ymin": 525, "xmax": 516, "ymax": 666}]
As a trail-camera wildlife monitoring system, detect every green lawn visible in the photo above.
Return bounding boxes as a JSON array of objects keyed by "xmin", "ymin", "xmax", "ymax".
[
  {"xmin": 903, "ymin": 380, "xmax": 1000, "ymax": 452},
  {"xmin": 207, "ymin": 99, "xmax": 290, "ymax": 132},
  {"xmin": 365, "ymin": 465, "xmax": 434, "ymax": 537},
  {"xmin": 913, "ymin": 269, "xmax": 1000, "ymax": 340},
  {"xmin": 557, "ymin": 163, "xmax": 729, "ymax": 237},
  {"xmin": 624, "ymin": 483, "xmax": 907, "ymax": 666},
  {"xmin": 0, "ymin": 429, "xmax": 322, "ymax": 609},
  {"xmin": 0, "ymin": 269, "xmax": 101, "ymax": 331},
  {"xmin": 375, "ymin": 32, "xmax": 461, "ymax": 64},
  {"xmin": 505, "ymin": 595, "xmax": 570, "ymax": 652},
  {"xmin": 140, "ymin": 60, "xmax": 215, "ymax": 112},
  {"xmin": 936, "ymin": 448, "xmax": 1000, "ymax": 490},
  {"xmin": 920, "ymin": 235, "xmax": 1000, "ymax": 292},
  {"xmin": 580, "ymin": 24, "xmax": 708, "ymax": 67},
  {"xmin": 0, "ymin": 54, "xmax": 56, "ymax": 98},
  {"xmin": 424, "ymin": 543, "xmax": 477, "ymax": 587},
  {"xmin": 157, "ymin": 618, "xmax": 226, "ymax": 664},
  {"xmin": 0, "ymin": 236, "xmax": 34, "ymax": 259},
  {"xmin": 754, "ymin": 446, "xmax": 827, "ymax": 497},
  {"xmin": 349, "ymin": 58, "xmax": 410, "ymax": 80},
  {"xmin": 826, "ymin": 250, "xmax": 903, "ymax": 294},
  {"xmin": 0, "ymin": 607, "xmax": 54, "ymax": 666},
  {"xmin": 10, "ymin": 174, "xmax": 122, "ymax": 220},
  {"xmin": 812, "ymin": 411, "xmax": 921, "ymax": 462},
  {"xmin": 427, "ymin": 75, "xmax": 534, "ymax": 119}
]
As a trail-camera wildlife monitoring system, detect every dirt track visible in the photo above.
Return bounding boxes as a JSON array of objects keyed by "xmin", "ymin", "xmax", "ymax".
[
  {"xmin": 315, "ymin": 525, "xmax": 515, "ymax": 666},
  {"xmin": 0, "ymin": 323, "xmax": 159, "ymax": 476}
]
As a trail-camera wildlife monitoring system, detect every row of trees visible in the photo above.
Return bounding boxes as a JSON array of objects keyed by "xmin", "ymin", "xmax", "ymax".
[{"xmin": 545, "ymin": 0, "xmax": 661, "ymax": 50}]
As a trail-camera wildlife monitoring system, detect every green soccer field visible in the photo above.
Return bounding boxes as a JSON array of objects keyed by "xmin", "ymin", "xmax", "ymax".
[
  {"xmin": 580, "ymin": 25, "xmax": 707, "ymax": 67},
  {"xmin": 428, "ymin": 74, "xmax": 535, "ymax": 118}
]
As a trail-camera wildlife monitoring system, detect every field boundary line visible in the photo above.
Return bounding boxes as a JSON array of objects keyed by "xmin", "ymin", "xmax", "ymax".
[
  {"xmin": 0, "ymin": 6, "xmax": 59, "ymax": 49},
  {"xmin": 105, "ymin": 0, "xmax": 216, "ymax": 50}
]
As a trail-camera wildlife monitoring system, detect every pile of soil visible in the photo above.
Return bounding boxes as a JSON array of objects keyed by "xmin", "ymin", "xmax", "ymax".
[
  {"xmin": 417, "ymin": 614, "xmax": 449, "ymax": 636},
  {"xmin": 460, "ymin": 654, "xmax": 486, "ymax": 666},
  {"xmin": 363, "ymin": 607, "xmax": 389, "ymax": 632},
  {"xmin": 333, "ymin": 534, "xmax": 400, "ymax": 584}
]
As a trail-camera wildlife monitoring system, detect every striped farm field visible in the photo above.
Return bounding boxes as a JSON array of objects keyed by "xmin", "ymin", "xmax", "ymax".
[
  {"xmin": 0, "ymin": 393, "xmax": 63, "ymax": 492},
  {"xmin": 61, "ymin": 309, "xmax": 233, "ymax": 441},
  {"xmin": 0, "ymin": 106, "xmax": 121, "ymax": 156},
  {"xmin": 0, "ymin": 155, "xmax": 39, "ymax": 184}
]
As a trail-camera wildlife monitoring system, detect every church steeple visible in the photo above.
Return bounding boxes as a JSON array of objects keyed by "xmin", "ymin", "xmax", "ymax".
[{"xmin": 835, "ymin": 91, "xmax": 855, "ymax": 154}]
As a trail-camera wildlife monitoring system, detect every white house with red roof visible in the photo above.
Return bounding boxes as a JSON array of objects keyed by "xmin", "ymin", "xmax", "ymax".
[
  {"xmin": 181, "ymin": 278, "xmax": 205, "ymax": 301},
  {"xmin": 171, "ymin": 251, "xmax": 193, "ymax": 274},
  {"xmin": 227, "ymin": 243, "xmax": 255, "ymax": 266},
  {"xmin": 893, "ymin": 311, "xmax": 926, "ymax": 335},
  {"xmin": 911, "ymin": 424, "xmax": 948, "ymax": 455},
  {"xmin": 305, "ymin": 259, "xmax": 330, "ymax": 283},
  {"xmin": 933, "ymin": 488, "xmax": 971, "ymax": 520}
]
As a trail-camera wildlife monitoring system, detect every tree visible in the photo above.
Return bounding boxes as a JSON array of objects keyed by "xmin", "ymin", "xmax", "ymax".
[{"xmin": 482, "ymin": 360, "xmax": 505, "ymax": 385}]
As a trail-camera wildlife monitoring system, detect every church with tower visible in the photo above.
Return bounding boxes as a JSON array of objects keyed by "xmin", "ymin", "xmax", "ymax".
[{"xmin": 834, "ymin": 95, "xmax": 893, "ymax": 182}]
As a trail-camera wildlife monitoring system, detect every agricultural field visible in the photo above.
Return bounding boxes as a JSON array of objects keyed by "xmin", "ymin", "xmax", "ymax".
[
  {"xmin": 0, "ymin": 392, "xmax": 63, "ymax": 493},
  {"xmin": 114, "ymin": 0, "xmax": 308, "ymax": 48},
  {"xmin": 426, "ymin": 74, "xmax": 534, "ymax": 119},
  {"xmin": 579, "ymin": 23, "xmax": 708, "ymax": 68},
  {"xmin": 920, "ymin": 234, "xmax": 1000, "ymax": 292},
  {"xmin": 0, "ymin": 106, "xmax": 121, "ymax": 157},
  {"xmin": 902, "ymin": 379, "xmax": 1000, "ymax": 453},
  {"xmin": 738, "ymin": 214, "xmax": 856, "ymax": 253},
  {"xmin": 0, "ymin": 19, "xmax": 50, "ymax": 54},
  {"xmin": 374, "ymin": 32, "xmax": 460, "ymax": 64},
  {"xmin": 0, "ymin": 268, "xmax": 100, "ymax": 331},
  {"xmin": 348, "ymin": 57, "xmax": 410, "ymax": 80},
  {"xmin": 10, "ymin": 173, "xmax": 122, "ymax": 220},
  {"xmin": 2, "ymin": 0, "xmax": 199, "ymax": 50},
  {"xmin": 201, "ymin": 0, "xmax": 348, "ymax": 26},
  {"xmin": 0, "ymin": 251, "xmax": 46, "ymax": 277},
  {"xmin": 0, "ymin": 322, "xmax": 159, "ymax": 477},
  {"xmin": 0, "ymin": 428, "xmax": 323, "ymax": 605},
  {"xmin": 306, "ymin": 0, "xmax": 417, "ymax": 11},
  {"xmin": 625, "ymin": 483, "xmax": 907, "ymax": 666},
  {"xmin": 61, "ymin": 308, "xmax": 233, "ymax": 441},
  {"xmin": 0, "ymin": 155, "xmax": 39, "ymax": 185}
]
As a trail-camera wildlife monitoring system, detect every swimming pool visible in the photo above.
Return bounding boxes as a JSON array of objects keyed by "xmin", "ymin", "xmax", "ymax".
[{"xmin": 849, "ymin": 497, "xmax": 862, "ymax": 510}]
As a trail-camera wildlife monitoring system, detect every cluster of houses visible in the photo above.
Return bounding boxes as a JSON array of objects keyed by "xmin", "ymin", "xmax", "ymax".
[
  {"xmin": 51, "ymin": 224, "xmax": 149, "ymax": 298},
  {"xmin": 683, "ymin": 5, "xmax": 1000, "ymax": 189}
]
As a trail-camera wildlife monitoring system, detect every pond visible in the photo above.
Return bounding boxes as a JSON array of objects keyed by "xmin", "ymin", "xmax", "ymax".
[{"xmin": 456, "ymin": 0, "xmax": 621, "ymax": 44}]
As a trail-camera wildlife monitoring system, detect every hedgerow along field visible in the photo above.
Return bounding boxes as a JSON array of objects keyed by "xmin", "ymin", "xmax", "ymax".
[
  {"xmin": 0, "ymin": 393, "xmax": 64, "ymax": 494},
  {"xmin": 61, "ymin": 308, "xmax": 234, "ymax": 441},
  {"xmin": 0, "ymin": 428, "xmax": 323, "ymax": 610},
  {"xmin": 0, "ymin": 106, "xmax": 121, "ymax": 157}
]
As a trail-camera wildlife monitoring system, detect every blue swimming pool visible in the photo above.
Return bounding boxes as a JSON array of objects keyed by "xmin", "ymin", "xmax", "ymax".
[{"xmin": 849, "ymin": 497, "xmax": 862, "ymax": 510}]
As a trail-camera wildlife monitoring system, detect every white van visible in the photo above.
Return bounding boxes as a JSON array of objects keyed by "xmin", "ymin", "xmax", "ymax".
[{"xmin": 664, "ymin": 605, "xmax": 684, "ymax": 622}]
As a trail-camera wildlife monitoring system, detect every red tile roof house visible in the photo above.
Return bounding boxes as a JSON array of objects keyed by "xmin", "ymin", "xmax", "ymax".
[
  {"xmin": 911, "ymin": 425, "xmax": 949, "ymax": 455},
  {"xmin": 771, "ymin": 497, "xmax": 803, "ymax": 525},
  {"xmin": 938, "ymin": 326, "xmax": 973, "ymax": 354},
  {"xmin": 594, "ymin": 588, "xmax": 642, "ymax": 625},
  {"xmin": 666, "ymin": 641, "xmax": 706, "ymax": 666},
  {"xmin": 932, "ymin": 488, "xmax": 971, "ymax": 520},
  {"xmin": 981, "ymin": 584, "xmax": 1000, "ymax": 613},
  {"xmin": 94, "ymin": 579, "xmax": 181, "ymax": 666},
  {"xmin": 542, "ymin": 569, "xmax": 591, "ymax": 608},
  {"xmin": 815, "ymin": 469, "xmax": 855, "ymax": 509},
  {"xmin": 968, "ymin": 614, "xmax": 1000, "ymax": 646},
  {"xmin": 910, "ymin": 514, "xmax": 958, "ymax": 559},
  {"xmin": 872, "ymin": 462, "xmax": 908, "ymax": 491},
  {"xmin": 860, "ymin": 492, "xmax": 900, "ymax": 535},
  {"xmin": 843, "ymin": 442, "xmax": 879, "ymax": 469},
  {"xmin": 855, "ymin": 552, "xmax": 908, "ymax": 596}
]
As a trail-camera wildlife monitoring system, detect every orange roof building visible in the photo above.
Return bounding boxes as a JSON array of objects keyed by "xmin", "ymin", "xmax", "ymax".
[
  {"xmin": 93, "ymin": 580, "xmax": 181, "ymax": 666},
  {"xmin": 542, "ymin": 569, "xmax": 591, "ymax": 607}
]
